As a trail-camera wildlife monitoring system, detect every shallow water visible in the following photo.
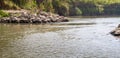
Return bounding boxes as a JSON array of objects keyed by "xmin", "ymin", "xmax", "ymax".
[{"xmin": 0, "ymin": 17, "xmax": 120, "ymax": 58}]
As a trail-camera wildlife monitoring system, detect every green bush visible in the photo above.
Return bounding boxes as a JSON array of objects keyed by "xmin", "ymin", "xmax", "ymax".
[
  {"xmin": 0, "ymin": 10, "xmax": 9, "ymax": 17},
  {"xmin": 75, "ymin": 7, "xmax": 82, "ymax": 15},
  {"xmin": 52, "ymin": 0, "xmax": 69, "ymax": 16}
]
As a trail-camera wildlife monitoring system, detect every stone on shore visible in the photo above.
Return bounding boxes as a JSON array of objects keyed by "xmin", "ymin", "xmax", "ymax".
[
  {"xmin": 0, "ymin": 11, "xmax": 69, "ymax": 24},
  {"xmin": 110, "ymin": 24, "xmax": 120, "ymax": 36}
]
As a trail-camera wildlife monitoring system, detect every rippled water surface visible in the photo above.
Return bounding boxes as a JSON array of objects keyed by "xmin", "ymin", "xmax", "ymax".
[{"xmin": 0, "ymin": 17, "xmax": 120, "ymax": 58}]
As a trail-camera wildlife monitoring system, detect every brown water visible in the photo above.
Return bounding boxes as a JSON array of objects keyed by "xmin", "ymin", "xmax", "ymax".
[{"xmin": 0, "ymin": 17, "xmax": 120, "ymax": 58}]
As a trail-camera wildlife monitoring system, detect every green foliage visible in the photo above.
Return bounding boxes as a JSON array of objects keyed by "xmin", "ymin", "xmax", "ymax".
[
  {"xmin": 0, "ymin": 0, "xmax": 19, "ymax": 9},
  {"xmin": 75, "ymin": 7, "xmax": 82, "ymax": 15},
  {"xmin": 39, "ymin": 0, "xmax": 54, "ymax": 12},
  {"xmin": 0, "ymin": 10, "xmax": 9, "ymax": 17},
  {"xmin": 104, "ymin": 3, "xmax": 120, "ymax": 15},
  {"xmin": 24, "ymin": 0, "xmax": 37, "ymax": 10},
  {"xmin": 1, "ymin": 0, "xmax": 120, "ymax": 16},
  {"xmin": 12, "ymin": 0, "xmax": 37, "ymax": 10},
  {"xmin": 69, "ymin": 6, "xmax": 82, "ymax": 16},
  {"xmin": 39, "ymin": 3, "xmax": 45, "ymax": 11},
  {"xmin": 52, "ymin": 0, "xmax": 69, "ymax": 16}
]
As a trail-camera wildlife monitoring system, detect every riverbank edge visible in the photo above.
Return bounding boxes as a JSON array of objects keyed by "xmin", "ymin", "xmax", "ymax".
[
  {"xmin": 68, "ymin": 15, "xmax": 120, "ymax": 18},
  {"xmin": 0, "ymin": 10, "xmax": 69, "ymax": 24}
]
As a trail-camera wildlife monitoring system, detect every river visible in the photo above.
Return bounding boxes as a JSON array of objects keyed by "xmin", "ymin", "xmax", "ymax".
[{"xmin": 0, "ymin": 17, "xmax": 120, "ymax": 58}]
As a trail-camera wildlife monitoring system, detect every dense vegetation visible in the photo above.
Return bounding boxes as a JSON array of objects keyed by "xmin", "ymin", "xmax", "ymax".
[
  {"xmin": 0, "ymin": 10, "xmax": 9, "ymax": 17},
  {"xmin": 0, "ymin": 0, "xmax": 120, "ymax": 16}
]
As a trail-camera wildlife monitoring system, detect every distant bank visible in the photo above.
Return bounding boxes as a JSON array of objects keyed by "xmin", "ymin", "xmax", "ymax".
[{"xmin": 1, "ymin": 0, "xmax": 120, "ymax": 16}]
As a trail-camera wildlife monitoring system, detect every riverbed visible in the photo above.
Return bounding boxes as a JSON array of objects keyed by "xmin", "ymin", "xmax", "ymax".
[{"xmin": 0, "ymin": 17, "xmax": 120, "ymax": 58}]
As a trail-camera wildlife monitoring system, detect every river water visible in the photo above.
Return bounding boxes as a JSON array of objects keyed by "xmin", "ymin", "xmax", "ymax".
[{"xmin": 0, "ymin": 17, "xmax": 120, "ymax": 58}]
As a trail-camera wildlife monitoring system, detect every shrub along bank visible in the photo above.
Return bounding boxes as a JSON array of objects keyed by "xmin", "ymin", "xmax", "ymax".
[{"xmin": 0, "ymin": 0, "xmax": 120, "ymax": 16}]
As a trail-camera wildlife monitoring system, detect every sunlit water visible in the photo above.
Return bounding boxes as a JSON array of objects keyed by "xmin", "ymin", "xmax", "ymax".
[{"xmin": 0, "ymin": 17, "xmax": 120, "ymax": 58}]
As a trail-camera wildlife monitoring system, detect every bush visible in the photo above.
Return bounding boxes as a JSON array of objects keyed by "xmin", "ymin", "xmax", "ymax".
[
  {"xmin": 75, "ymin": 7, "xmax": 82, "ymax": 15},
  {"xmin": 0, "ymin": 10, "xmax": 9, "ymax": 17},
  {"xmin": 104, "ymin": 3, "xmax": 120, "ymax": 15},
  {"xmin": 69, "ymin": 7, "xmax": 82, "ymax": 16},
  {"xmin": 52, "ymin": 0, "xmax": 69, "ymax": 16}
]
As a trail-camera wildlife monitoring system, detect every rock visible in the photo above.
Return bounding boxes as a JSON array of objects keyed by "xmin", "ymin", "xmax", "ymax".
[
  {"xmin": 118, "ymin": 24, "xmax": 120, "ymax": 28},
  {"xmin": 111, "ymin": 25, "xmax": 120, "ymax": 36},
  {"xmin": 0, "ymin": 18, "xmax": 4, "ymax": 23},
  {"xmin": 39, "ymin": 11, "xmax": 48, "ymax": 16},
  {"xmin": 0, "ymin": 11, "xmax": 69, "ymax": 24},
  {"xmin": 62, "ymin": 19, "xmax": 69, "ymax": 22},
  {"xmin": 11, "ymin": 17, "xmax": 19, "ymax": 23}
]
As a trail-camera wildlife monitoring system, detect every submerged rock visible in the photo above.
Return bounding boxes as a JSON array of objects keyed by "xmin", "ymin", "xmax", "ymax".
[
  {"xmin": 110, "ymin": 24, "xmax": 120, "ymax": 36},
  {"xmin": 0, "ymin": 11, "xmax": 69, "ymax": 24}
]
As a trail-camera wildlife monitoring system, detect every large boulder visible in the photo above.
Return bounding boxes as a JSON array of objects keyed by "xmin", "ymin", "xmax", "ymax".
[{"xmin": 110, "ymin": 24, "xmax": 120, "ymax": 36}]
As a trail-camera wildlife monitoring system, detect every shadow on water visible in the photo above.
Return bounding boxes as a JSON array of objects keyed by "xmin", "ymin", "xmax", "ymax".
[{"xmin": 1, "ymin": 17, "xmax": 120, "ymax": 58}]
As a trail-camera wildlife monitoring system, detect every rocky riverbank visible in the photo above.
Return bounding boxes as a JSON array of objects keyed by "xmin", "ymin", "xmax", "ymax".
[
  {"xmin": 0, "ymin": 11, "xmax": 68, "ymax": 24},
  {"xmin": 110, "ymin": 24, "xmax": 120, "ymax": 36}
]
